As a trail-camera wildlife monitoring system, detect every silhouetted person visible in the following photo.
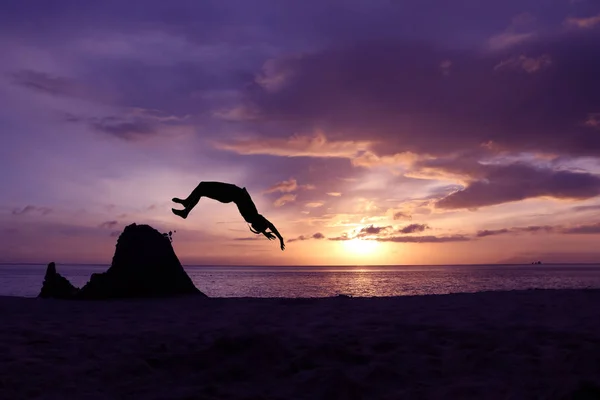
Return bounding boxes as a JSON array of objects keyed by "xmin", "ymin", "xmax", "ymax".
[{"xmin": 172, "ymin": 181, "xmax": 285, "ymax": 250}]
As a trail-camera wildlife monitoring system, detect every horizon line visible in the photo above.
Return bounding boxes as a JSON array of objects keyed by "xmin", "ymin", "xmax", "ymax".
[{"xmin": 1, "ymin": 262, "xmax": 599, "ymax": 267}]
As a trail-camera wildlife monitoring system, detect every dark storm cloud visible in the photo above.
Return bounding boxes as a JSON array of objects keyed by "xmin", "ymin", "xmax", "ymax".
[
  {"xmin": 236, "ymin": 27, "xmax": 600, "ymax": 157},
  {"xmin": 434, "ymin": 163, "xmax": 600, "ymax": 209},
  {"xmin": 5, "ymin": 0, "xmax": 600, "ymax": 157}
]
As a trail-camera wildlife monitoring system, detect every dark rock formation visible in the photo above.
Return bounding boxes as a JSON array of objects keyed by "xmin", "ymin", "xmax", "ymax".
[
  {"xmin": 39, "ymin": 223, "xmax": 206, "ymax": 299},
  {"xmin": 39, "ymin": 262, "xmax": 79, "ymax": 299}
]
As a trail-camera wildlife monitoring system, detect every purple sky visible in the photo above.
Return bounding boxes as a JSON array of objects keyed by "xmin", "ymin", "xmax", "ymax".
[{"xmin": 1, "ymin": 0, "xmax": 600, "ymax": 265}]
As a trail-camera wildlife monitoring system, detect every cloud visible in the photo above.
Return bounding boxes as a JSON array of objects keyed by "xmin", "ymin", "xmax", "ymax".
[
  {"xmin": 562, "ymin": 223, "xmax": 600, "ymax": 234},
  {"xmin": 487, "ymin": 13, "xmax": 537, "ymax": 50},
  {"xmin": 433, "ymin": 162, "xmax": 600, "ymax": 210},
  {"xmin": 398, "ymin": 223, "xmax": 430, "ymax": 234},
  {"xmin": 10, "ymin": 70, "xmax": 89, "ymax": 99},
  {"xmin": 393, "ymin": 211, "xmax": 412, "ymax": 220},
  {"xmin": 440, "ymin": 59, "xmax": 452, "ymax": 76},
  {"xmin": 66, "ymin": 109, "xmax": 191, "ymax": 142},
  {"xmin": 474, "ymin": 224, "xmax": 598, "ymax": 237},
  {"xmin": 212, "ymin": 105, "xmax": 261, "ymax": 122},
  {"xmin": 327, "ymin": 192, "xmax": 342, "ymax": 197},
  {"xmin": 488, "ymin": 32, "xmax": 536, "ymax": 50},
  {"xmin": 287, "ymin": 236, "xmax": 307, "ymax": 243},
  {"xmin": 357, "ymin": 225, "xmax": 392, "ymax": 236},
  {"xmin": 328, "ymin": 233, "xmax": 351, "ymax": 241},
  {"xmin": 571, "ymin": 204, "xmax": 600, "ymax": 212},
  {"xmin": 99, "ymin": 220, "xmax": 118, "ymax": 229},
  {"xmin": 234, "ymin": 31, "xmax": 600, "ymax": 159},
  {"xmin": 288, "ymin": 232, "xmax": 326, "ymax": 242},
  {"xmin": 329, "ymin": 227, "xmax": 466, "ymax": 243},
  {"xmin": 375, "ymin": 235, "xmax": 471, "ymax": 243},
  {"xmin": 8, "ymin": 1, "xmax": 600, "ymax": 265},
  {"xmin": 360, "ymin": 215, "xmax": 388, "ymax": 225},
  {"xmin": 585, "ymin": 113, "xmax": 600, "ymax": 129},
  {"xmin": 565, "ymin": 14, "xmax": 600, "ymax": 29},
  {"xmin": 494, "ymin": 54, "xmax": 552, "ymax": 73},
  {"xmin": 214, "ymin": 132, "xmax": 372, "ymax": 159},
  {"xmin": 12, "ymin": 205, "xmax": 52, "ymax": 216},
  {"xmin": 516, "ymin": 225, "xmax": 556, "ymax": 233},
  {"xmin": 264, "ymin": 178, "xmax": 315, "ymax": 194},
  {"xmin": 255, "ymin": 57, "xmax": 299, "ymax": 93},
  {"xmin": 305, "ymin": 202, "xmax": 324, "ymax": 208},
  {"xmin": 273, "ymin": 194, "xmax": 296, "ymax": 207},
  {"xmin": 329, "ymin": 220, "xmax": 600, "ymax": 245},
  {"xmin": 351, "ymin": 151, "xmax": 420, "ymax": 169},
  {"xmin": 476, "ymin": 228, "xmax": 511, "ymax": 237},
  {"xmin": 264, "ymin": 178, "xmax": 299, "ymax": 193},
  {"xmin": 90, "ymin": 117, "xmax": 156, "ymax": 141}
]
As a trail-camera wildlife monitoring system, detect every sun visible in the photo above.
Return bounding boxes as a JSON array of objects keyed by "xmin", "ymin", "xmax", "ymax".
[{"xmin": 342, "ymin": 238, "xmax": 380, "ymax": 256}]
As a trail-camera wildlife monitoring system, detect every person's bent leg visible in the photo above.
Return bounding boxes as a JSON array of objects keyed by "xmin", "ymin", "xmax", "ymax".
[
  {"xmin": 172, "ymin": 181, "xmax": 209, "ymax": 218},
  {"xmin": 172, "ymin": 182, "xmax": 241, "ymax": 219}
]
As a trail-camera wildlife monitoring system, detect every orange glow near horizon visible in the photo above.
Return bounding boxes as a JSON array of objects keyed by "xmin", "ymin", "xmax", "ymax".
[{"xmin": 342, "ymin": 238, "xmax": 381, "ymax": 256}]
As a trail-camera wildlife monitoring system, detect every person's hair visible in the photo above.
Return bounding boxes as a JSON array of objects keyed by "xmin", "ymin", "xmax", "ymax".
[{"xmin": 248, "ymin": 214, "xmax": 268, "ymax": 234}]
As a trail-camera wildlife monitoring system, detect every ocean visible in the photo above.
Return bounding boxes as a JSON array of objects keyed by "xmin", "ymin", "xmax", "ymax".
[{"xmin": 2, "ymin": 263, "xmax": 600, "ymax": 298}]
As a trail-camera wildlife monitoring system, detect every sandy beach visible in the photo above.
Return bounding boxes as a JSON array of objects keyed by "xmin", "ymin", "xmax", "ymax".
[{"xmin": 2, "ymin": 289, "xmax": 600, "ymax": 399}]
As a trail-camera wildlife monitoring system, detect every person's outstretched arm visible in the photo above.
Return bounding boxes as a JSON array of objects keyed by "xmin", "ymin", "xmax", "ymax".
[{"xmin": 266, "ymin": 221, "xmax": 285, "ymax": 251}]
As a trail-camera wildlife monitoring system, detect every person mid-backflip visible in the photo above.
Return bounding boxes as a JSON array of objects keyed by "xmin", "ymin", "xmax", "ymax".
[{"xmin": 171, "ymin": 181, "xmax": 285, "ymax": 251}]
